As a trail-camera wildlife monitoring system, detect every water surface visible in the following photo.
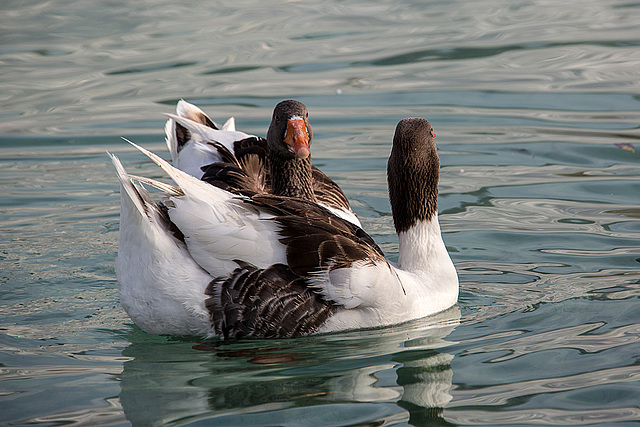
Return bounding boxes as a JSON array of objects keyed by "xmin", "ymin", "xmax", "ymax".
[{"xmin": 2, "ymin": 0, "xmax": 640, "ymax": 425}]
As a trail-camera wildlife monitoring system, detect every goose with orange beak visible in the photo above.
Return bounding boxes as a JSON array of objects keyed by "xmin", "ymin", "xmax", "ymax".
[{"xmin": 165, "ymin": 99, "xmax": 360, "ymax": 225}]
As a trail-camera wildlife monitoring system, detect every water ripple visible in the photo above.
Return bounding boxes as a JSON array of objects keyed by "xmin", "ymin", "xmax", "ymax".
[
  {"xmin": 446, "ymin": 406, "xmax": 640, "ymax": 425},
  {"xmin": 460, "ymin": 322, "xmax": 640, "ymax": 362}
]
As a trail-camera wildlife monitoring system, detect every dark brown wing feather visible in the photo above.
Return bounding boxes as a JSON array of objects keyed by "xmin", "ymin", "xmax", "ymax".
[
  {"xmin": 246, "ymin": 194, "xmax": 385, "ymax": 276},
  {"xmin": 201, "ymin": 157, "xmax": 268, "ymax": 196},
  {"xmin": 233, "ymin": 136, "xmax": 268, "ymax": 162},
  {"xmin": 200, "ymin": 137, "xmax": 269, "ymax": 195},
  {"xmin": 249, "ymin": 194, "xmax": 379, "ymax": 248},
  {"xmin": 205, "ymin": 262, "xmax": 336, "ymax": 338},
  {"xmin": 277, "ymin": 215, "xmax": 383, "ymax": 276}
]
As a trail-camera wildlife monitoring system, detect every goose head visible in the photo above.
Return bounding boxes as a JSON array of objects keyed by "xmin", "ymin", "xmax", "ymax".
[
  {"xmin": 387, "ymin": 118, "xmax": 440, "ymax": 234},
  {"xmin": 265, "ymin": 100, "xmax": 316, "ymax": 200},
  {"xmin": 266, "ymin": 100, "xmax": 313, "ymax": 160}
]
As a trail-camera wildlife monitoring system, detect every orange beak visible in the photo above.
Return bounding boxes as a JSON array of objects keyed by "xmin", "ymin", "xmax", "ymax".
[{"xmin": 283, "ymin": 118, "xmax": 310, "ymax": 159}]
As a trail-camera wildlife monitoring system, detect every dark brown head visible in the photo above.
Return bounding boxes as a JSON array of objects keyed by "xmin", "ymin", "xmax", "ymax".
[
  {"xmin": 265, "ymin": 100, "xmax": 316, "ymax": 200},
  {"xmin": 387, "ymin": 118, "xmax": 440, "ymax": 234},
  {"xmin": 266, "ymin": 100, "xmax": 313, "ymax": 160}
]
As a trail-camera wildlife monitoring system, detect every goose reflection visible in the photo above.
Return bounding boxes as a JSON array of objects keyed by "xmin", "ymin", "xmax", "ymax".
[{"xmin": 118, "ymin": 307, "xmax": 460, "ymax": 426}]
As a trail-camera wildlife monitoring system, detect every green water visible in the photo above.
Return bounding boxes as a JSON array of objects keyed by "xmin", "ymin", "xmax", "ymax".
[{"xmin": 2, "ymin": 0, "xmax": 640, "ymax": 425}]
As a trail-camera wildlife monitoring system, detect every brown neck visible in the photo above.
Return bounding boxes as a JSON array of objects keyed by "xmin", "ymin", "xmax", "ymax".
[
  {"xmin": 268, "ymin": 150, "xmax": 317, "ymax": 201},
  {"xmin": 388, "ymin": 158, "xmax": 439, "ymax": 234}
]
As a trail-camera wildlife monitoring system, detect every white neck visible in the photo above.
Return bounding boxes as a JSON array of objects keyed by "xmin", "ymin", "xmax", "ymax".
[{"xmin": 397, "ymin": 215, "xmax": 454, "ymax": 276}]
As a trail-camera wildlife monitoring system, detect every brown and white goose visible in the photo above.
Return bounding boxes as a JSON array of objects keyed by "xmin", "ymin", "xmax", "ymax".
[
  {"xmin": 164, "ymin": 100, "xmax": 360, "ymax": 226},
  {"xmin": 110, "ymin": 117, "xmax": 458, "ymax": 338}
]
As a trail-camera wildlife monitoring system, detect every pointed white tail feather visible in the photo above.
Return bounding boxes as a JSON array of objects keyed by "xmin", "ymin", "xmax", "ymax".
[
  {"xmin": 108, "ymin": 152, "xmax": 147, "ymax": 218},
  {"xmin": 164, "ymin": 118, "xmax": 179, "ymax": 162},
  {"xmin": 222, "ymin": 117, "xmax": 235, "ymax": 131},
  {"xmin": 176, "ymin": 99, "xmax": 194, "ymax": 116},
  {"xmin": 127, "ymin": 174, "xmax": 183, "ymax": 197}
]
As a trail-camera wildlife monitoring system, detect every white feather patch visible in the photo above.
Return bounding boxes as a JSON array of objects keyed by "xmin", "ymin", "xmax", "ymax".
[{"xmin": 307, "ymin": 260, "xmax": 398, "ymax": 310}]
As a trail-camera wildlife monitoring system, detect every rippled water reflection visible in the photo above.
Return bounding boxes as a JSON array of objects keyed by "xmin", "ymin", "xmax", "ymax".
[{"xmin": 2, "ymin": 0, "xmax": 640, "ymax": 425}]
